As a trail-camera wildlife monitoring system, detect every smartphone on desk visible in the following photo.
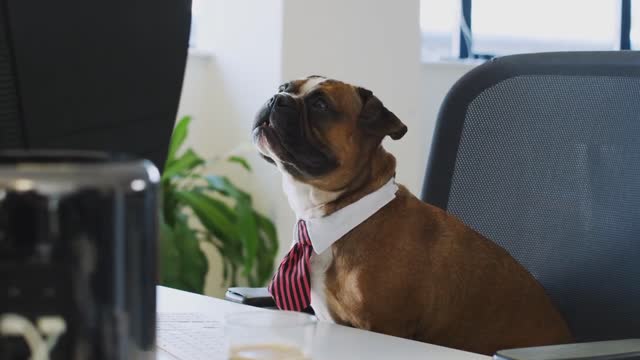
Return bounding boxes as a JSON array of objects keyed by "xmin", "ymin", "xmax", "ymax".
[
  {"xmin": 225, "ymin": 287, "xmax": 276, "ymax": 308},
  {"xmin": 224, "ymin": 287, "xmax": 315, "ymax": 314},
  {"xmin": 494, "ymin": 339, "xmax": 640, "ymax": 360}
]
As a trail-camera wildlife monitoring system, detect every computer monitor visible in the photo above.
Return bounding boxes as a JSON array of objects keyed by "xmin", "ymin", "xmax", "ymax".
[
  {"xmin": 0, "ymin": 0, "xmax": 191, "ymax": 171},
  {"xmin": 0, "ymin": 1, "xmax": 190, "ymax": 358}
]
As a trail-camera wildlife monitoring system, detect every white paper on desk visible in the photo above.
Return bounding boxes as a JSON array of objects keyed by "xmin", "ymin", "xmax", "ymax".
[{"xmin": 156, "ymin": 312, "xmax": 225, "ymax": 360}]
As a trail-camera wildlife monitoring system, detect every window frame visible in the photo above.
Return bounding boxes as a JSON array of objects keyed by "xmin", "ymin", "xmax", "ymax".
[{"xmin": 449, "ymin": 0, "xmax": 633, "ymax": 60}]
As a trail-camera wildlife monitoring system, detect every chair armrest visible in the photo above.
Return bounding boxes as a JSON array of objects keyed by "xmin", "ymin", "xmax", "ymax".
[
  {"xmin": 224, "ymin": 287, "xmax": 276, "ymax": 308},
  {"xmin": 494, "ymin": 339, "xmax": 640, "ymax": 360}
]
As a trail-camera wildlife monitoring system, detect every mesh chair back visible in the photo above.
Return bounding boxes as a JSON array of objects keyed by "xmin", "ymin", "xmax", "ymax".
[{"xmin": 422, "ymin": 52, "xmax": 640, "ymax": 341}]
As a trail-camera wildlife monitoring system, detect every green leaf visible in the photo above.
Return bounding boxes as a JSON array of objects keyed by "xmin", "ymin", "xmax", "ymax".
[
  {"xmin": 167, "ymin": 116, "xmax": 191, "ymax": 163},
  {"xmin": 227, "ymin": 156, "xmax": 252, "ymax": 171},
  {"xmin": 159, "ymin": 220, "xmax": 181, "ymax": 287},
  {"xmin": 159, "ymin": 216, "xmax": 208, "ymax": 293},
  {"xmin": 254, "ymin": 211, "xmax": 278, "ymax": 285},
  {"xmin": 163, "ymin": 149, "xmax": 204, "ymax": 181},
  {"xmin": 195, "ymin": 190, "xmax": 237, "ymax": 223},
  {"xmin": 255, "ymin": 236, "xmax": 273, "ymax": 285},
  {"xmin": 235, "ymin": 200, "xmax": 259, "ymax": 277},
  {"xmin": 230, "ymin": 262, "xmax": 239, "ymax": 287},
  {"xmin": 174, "ymin": 191, "xmax": 238, "ymax": 242},
  {"xmin": 175, "ymin": 220, "xmax": 208, "ymax": 292},
  {"xmin": 161, "ymin": 184, "xmax": 180, "ymax": 226},
  {"xmin": 185, "ymin": 191, "xmax": 245, "ymax": 270},
  {"xmin": 255, "ymin": 211, "xmax": 278, "ymax": 256},
  {"xmin": 221, "ymin": 252, "xmax": 230, "ymax": 286},
  {"xmin": 205, "ymin": 175, "xmax": 251, "ymax": 203}
]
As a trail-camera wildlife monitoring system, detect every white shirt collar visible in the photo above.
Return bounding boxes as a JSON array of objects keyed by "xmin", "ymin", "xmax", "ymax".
[{"xmin": 296, "ymin": 178, "xmax": 399, "ymax": 254}]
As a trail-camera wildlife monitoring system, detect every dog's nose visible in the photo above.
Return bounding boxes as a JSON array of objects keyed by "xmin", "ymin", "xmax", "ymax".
[
  {"xmin": 267, "ymin": 95, "xmax": 276, "ymax": 108},
  {"xmin": 272, "ymin": 93, "xmax": 296, "ymax": 109}
]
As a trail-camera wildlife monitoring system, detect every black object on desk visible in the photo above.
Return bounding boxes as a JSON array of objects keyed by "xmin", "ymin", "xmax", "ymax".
[
  {"xmin": 0, "ymin": 152, "xmax": 160, "ymax": 360},
  {"xmin": 494, "ymin": 339, "xmax": 640, "ymax": 360},
  {"xmin": 225, "ymin": 287, "xmax": 277, "ymax": 308},
  {"xmin": 0, "ymin": 0, "xmax": 191, "ymax": 357},
  {"xmin": 225, "ymin": 287, "xmax": 315, "ymax": 315}
]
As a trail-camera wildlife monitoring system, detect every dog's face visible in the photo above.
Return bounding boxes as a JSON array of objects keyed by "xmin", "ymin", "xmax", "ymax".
[{"xmin": 252, "ymin": 76, "xmax": 406, "ymax": 191}]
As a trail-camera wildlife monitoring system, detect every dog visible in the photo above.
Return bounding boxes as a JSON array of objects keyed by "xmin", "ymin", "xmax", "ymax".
[{"xmin": 252, "ymin": 75, "xmax": 572, "ymax": 355}]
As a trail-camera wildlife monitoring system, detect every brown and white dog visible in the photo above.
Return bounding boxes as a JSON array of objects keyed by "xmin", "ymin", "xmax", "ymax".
[{"xmin": 252, "ymin": 76, "xmax": 572, "ymax": 355}]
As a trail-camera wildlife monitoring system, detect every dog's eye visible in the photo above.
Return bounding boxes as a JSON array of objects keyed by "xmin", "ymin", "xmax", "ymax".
[{"xmin": 312, "ymin": 98, "xmax": 328, "ymax": 111}]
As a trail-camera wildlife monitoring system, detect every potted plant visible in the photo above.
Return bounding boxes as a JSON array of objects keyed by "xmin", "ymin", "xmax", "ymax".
[{"xmin": 159, "ymin": 116, "xmax": 278, "ymax": 294}]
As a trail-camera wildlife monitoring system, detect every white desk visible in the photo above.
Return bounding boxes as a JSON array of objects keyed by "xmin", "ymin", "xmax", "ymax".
[{"xmin": 156, "ymin": 286, "xmax": 489, "ymax": 360}]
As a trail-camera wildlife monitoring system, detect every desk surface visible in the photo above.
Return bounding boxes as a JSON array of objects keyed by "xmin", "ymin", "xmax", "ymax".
[{"xmin": 156, "ymin": 286, "xmax": 489, "ymax": 360}]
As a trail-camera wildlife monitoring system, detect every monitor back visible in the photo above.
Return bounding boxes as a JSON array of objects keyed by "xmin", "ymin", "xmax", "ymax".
[{"xmin": 1, "ymin": 0, "xmax": 191, "ymax": 170}]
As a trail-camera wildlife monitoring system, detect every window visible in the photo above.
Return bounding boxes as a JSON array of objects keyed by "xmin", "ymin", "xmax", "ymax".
[
  {"xmin": 420, "ymin": 0, "xmax": 635, "ymax": 61},
  {"xmin": 473, "ymin": 0, "xmax": 618, "ymax": 56},
  {"xmin": 632, "ymin": 1, "xmax": 640, "ymax": 48},
  {"xmin": 189, "ymin": 0, "xmax": 203, "ymax": 48},
  {"xmin": 420, "ymin": 1, "xmax": 459, "ymax": 60}
]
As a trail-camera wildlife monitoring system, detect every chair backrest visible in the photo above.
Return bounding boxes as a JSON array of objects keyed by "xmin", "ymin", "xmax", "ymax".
[{"xmin": 422, "ymin": 51, "xmax": 640, "ymax": 342}]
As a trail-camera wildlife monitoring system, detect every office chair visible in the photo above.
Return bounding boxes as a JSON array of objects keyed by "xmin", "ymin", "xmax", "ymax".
[{"xmin": 422, "ymin": 51, "xmax": 640, "ymax": 344}]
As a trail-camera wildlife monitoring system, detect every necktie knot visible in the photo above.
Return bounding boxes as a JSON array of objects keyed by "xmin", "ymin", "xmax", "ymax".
[
  {"xmin": 297, "ymin": 220, "xmax": 312, "ymax": 247},
  {"xmin": 268, "ymin": 219, "xmax": 313, "ymax": 311}
]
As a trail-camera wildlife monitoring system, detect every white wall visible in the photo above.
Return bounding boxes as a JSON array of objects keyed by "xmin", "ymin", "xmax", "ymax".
[
  {"xmin": 282, "ymin": 0, "xmax": 423, "ymax": 194},
  {"xmin": 176, "ymin": 1, "xmax": 478, "ymax": 297},
  {"xmin": 419, "ymin": 60, "xmax": 481, "ymax": 162},
  {"xmin": 177, "ymin": 0, "xmax": 286, "ymax": 296}
]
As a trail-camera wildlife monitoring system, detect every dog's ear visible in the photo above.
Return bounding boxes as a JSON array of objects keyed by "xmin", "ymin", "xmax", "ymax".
[{"xmin": 357, "ymin": 87, "xmax": 407, "ymax": 140}]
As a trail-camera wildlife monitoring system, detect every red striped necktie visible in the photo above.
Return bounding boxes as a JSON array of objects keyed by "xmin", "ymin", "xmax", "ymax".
[{"xmin": 268, "ymin": 220, "xmax": 313, "ymax": 311}]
